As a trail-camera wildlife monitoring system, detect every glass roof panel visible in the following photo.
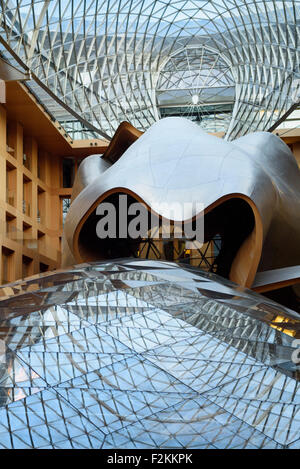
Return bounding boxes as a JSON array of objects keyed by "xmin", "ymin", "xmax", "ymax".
[
  {"xmin": 0, "ymin": 0, "xmax": 299, "ymax": 138},
  {"xmin": 0, "ymin": 259, "xmax": 299, "ymax": 448}
]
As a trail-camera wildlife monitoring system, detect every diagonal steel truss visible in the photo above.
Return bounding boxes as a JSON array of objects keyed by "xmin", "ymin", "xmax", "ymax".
[{"xmin": 0, "ymin": 0, "xmax": 300, "ymax": 139}]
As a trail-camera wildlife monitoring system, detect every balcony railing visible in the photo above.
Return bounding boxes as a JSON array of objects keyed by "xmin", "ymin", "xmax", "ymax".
[
  {"xmin": 6, "ymin": 190, "xmax": 15, "ymax": 207},
  {"xmin": 0, "ymin": 222, "xmax": 60, "ymax": 261},
  {"xmin": 23, "ymin": 154, "xmax": 31, "ymax": 171},
  {"xmin": 6, "ymin": 145, "xmax": 15, "ymax": 156},
  {"xmin": 37, "ymin": 210, "xmax": 45, "ymax": 225},
  {"xmin": 22, "ymin": 200, "xmax": 31, "ymax": 217}
]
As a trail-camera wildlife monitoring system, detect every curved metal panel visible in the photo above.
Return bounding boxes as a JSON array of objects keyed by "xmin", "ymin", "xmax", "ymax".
[
  {"xmin": 62, "ymin": 116, "xmax": 300, "ymax": 289},
  {"xmin": 71, "ymin": 154, "xmax": 112, "ymax": 203}
]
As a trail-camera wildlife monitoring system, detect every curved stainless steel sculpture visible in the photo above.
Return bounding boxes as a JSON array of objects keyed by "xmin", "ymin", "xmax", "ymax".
[{"xmin": 62, "ymin": 116, "xmax": 300, "ymax": 296}]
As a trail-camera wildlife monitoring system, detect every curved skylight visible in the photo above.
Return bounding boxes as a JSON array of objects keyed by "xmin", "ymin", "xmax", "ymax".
[
  {"xmin": 0, "ymin": 0, "xmax": 299, "ymax": 139},
  {"xmin": 156, "ymin": 45, "xmax": 235, "ymax": 132}
]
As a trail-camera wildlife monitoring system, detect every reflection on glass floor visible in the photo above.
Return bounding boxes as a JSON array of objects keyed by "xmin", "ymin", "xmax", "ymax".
[{"xmin": 0, "ymin": 259, "xmax": 299, "ymax": 448}]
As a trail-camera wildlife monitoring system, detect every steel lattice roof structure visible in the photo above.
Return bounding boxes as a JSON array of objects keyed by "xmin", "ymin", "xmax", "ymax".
[
  {"xmin": 0, "ymin": 258, "xmax": 299, "ymax": 448},
  {"xmin": 0, "ymin": 0, "xmax": 300, "ymax": 139}
]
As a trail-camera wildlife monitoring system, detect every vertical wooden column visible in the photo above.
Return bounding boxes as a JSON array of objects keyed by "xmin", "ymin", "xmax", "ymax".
[
  {"xmin": 0, "ymin": 105, "xmax": 6, "ymax": 211},
  {"xmin": 0, "ymin": 105, "xmax": 7, "ymax": 282},
  {"xmin": 31, "ymin": 138, "xmax": 39, "ymax": 273},
  {"xmin": 13, "ymin": 122, "xmax": 23, "ymax": 216}
]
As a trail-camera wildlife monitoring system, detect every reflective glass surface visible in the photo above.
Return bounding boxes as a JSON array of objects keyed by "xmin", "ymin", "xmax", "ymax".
[
  {"xmin": 1, "ymin": 1, "xmax": 300, "ymax": 138},
  {"xmin": 0, "ymin": 259, "xmax": 299, "ymax": 448}
]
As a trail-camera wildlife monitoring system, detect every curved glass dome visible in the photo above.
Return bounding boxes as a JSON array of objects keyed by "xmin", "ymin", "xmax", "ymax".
[
  {"xmin": 156, "ymin": 45, "xmax": 235, "ymax": 132},
  {"xmin": 0, "ymin": 0, "xmax": 299, "ymax": 139},
  {"xmin": 0, "ymin": 259, "xmax": 299, "ymax": 448}
]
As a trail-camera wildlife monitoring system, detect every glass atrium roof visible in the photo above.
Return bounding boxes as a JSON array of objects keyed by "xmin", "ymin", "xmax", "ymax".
[
  {"xmin": 1, "ymin": 1, "xmax": 300, "ymax": 139},
  {"xmin": 0, "ymin": 259, "xmax": 299, "ymax": 449}
]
